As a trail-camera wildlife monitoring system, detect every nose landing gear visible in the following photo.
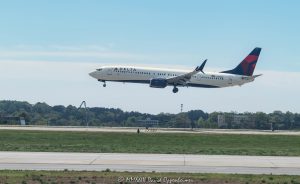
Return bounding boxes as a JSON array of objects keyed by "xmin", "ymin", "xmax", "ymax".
[
  {"xmin": 98, "ymin": 79, "xmax": 106, "ymax": 87},
  {"xmin": 172, "ymin": 86, "xmax": 178, "ymax": 93}
]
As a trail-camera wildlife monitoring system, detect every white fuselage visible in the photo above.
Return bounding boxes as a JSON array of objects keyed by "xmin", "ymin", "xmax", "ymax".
[{"xmin": 89, "ymin": 66, "xmax": 255, "ymax": 88}]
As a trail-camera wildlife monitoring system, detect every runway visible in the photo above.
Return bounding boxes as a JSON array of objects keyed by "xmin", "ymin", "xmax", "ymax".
[
  {"xmin": 1, "ymin": 125, "xmax": 300, "ymax": 135},
  {"xmin": 1, "ymin": 152, "xmax": 300, "ymax": 175}
]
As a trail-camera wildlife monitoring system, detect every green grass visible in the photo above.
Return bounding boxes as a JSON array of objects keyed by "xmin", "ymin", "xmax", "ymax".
[
  {"xmin": 1, "ymin": 130, "xmax": 300, "ymax": 156},
  {"xmin": 0, "ymin": 170, "xmax": 299, "ymax": 184}
]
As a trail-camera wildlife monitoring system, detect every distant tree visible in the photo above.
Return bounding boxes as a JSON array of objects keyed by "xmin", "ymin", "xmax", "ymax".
[
  {"xmin": 284, "ymin": 111, "xmax": 295, "ymax": 129},
  {"xmin": 294, "ymin": 113, "xmax": 300, "ymax": 129},
  {"xmin": 125, "ymin": 116, "xmax": 137, "ymax": 126},
  {"xmin": 187, "ymin": 110, "xmax": 208, "ymax": 121},
  {"xmin": 1, "ymin": 100, "xmax": 299, "ymax": 130},
  {"xmin": 208, "ymin": 112, "xmax": 219, "ymax": 124},
  {"xmin": 270, "ymin": 111, "xmax": 285, "ymax": 130},
  {"xmin": 173, "ymin": 113, "xmax": 191, "ymax": 128},
  {"xmin": 254, "ymin": 112, "xmax": 269, "ymax": 129},
  {"xmin": 52, "ymin": 105, "xmax": 65, "ymax": 113},
  {"xmin": 33, "ymin": 102, "xmax": 51, "ymax": 114},
  {"xmin": 197, "ymin": 117, "xmax": 210, "ymax": 128}
]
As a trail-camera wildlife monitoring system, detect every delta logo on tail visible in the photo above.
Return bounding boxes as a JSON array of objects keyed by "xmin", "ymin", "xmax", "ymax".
[{"xmin": 221, "ymin": 47, "xmax": 261, "ymax": 76}]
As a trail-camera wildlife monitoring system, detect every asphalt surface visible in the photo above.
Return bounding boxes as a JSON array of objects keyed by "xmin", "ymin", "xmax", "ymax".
[
  {"xmin": 1, "ymin": 126, "xmax": 300, "ymax": 135},
  {"xmin": 0, "ymin": 152, "xmax": 300, "ymax": 175}
]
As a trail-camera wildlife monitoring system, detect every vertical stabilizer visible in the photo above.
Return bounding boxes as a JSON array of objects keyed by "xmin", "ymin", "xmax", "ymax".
[{"xmin": 221, "ymin": 47, "xmax": 261, "ymax": 76}]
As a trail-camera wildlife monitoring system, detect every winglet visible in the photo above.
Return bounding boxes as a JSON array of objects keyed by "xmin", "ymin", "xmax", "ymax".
[{"xmin": 195, "ymin": 59, "xmax": 207, "ymax": 74}]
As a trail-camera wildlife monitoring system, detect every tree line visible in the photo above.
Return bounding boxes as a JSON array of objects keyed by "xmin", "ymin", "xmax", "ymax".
[{"xmin": 0, "ymin": 100, "xmax": 300, "ymax": 130}]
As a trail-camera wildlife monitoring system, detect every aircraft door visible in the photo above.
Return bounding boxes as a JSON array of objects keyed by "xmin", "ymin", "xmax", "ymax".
[
  {"xmin": 197, "ymin": 75, "xmax": 202, "ymax": 81},
  {"xmin": 228, "ymin": 77, "xmax": 233, "ymax": 85},
  {"xmin": 107, "ymin": 68, "xmax": 113, "ymax": 75}
]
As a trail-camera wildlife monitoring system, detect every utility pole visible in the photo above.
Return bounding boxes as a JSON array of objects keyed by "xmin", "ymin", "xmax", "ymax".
[
  {"xmin": 79, "ymin": 101, "xmax": 88, "ymax": 127},
  {"xmin": 181, "ymin": 104, "xmax": 183, "ymax": 113}
]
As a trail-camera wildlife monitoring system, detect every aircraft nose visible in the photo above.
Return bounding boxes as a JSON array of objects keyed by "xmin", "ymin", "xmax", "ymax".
[{"xmin": 89, "ymin": 71, "xmax": 97, "ymax": 78}]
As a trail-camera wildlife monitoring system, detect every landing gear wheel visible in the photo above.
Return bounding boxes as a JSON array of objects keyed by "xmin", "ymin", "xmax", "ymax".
[
  {"xmin": 103, "ymin": 82, "xmax": 106, "ymax": 87},
  {"xmin": 172, "ymin": 87, "xmax": 178, "ymax": 93}
]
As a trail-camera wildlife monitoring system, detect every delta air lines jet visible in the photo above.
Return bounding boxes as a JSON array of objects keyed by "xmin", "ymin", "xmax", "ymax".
[{"xmin": 89, "ymin": 48, "xmax": 262, "ymax": 93}]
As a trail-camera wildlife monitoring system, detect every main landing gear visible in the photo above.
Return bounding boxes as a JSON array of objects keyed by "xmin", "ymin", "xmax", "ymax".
[{"xmin": 172, "ymin": 86, "xmax": 179, "ymax": 93}]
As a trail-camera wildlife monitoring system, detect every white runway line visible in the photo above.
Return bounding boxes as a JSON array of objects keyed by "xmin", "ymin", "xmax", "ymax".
[{"xmin": 0, "ymin": 152, "xmax": 300, "ymax": 175}]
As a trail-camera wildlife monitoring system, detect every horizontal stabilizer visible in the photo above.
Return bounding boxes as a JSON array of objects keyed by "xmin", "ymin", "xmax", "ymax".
[{"xmin": 253, "ymin": 74, "xmax": 263, "ymax": 78}]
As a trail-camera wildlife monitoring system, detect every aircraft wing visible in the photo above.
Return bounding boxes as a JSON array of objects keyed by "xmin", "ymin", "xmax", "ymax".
[{"xmin": 166, "ymin": 60, "xmax": 207, "ymax": 86}]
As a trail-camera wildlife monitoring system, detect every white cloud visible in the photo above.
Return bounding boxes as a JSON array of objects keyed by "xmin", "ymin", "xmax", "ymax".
[
  {"xmin": 0, "ymin": 44, "xmax": 203, "ymax": 65},
  {"xmin": 0, "ymin": 50, "xmax": 146, "ymax": 60}
]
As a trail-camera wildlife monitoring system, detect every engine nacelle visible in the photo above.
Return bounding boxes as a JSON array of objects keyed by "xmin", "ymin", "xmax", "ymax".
[{"xmin": 149, "ymin": 78, "xmax": 168, "ymax": 88}]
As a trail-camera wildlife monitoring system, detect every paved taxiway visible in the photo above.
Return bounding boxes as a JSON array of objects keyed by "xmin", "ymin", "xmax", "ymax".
[
  {"xmin": 1, "ymin": 152, "xmax": 300, "ymax": 175},
  {"xmin": 1, "ymin": 126, "xmax": 300, "ymax": 135}
]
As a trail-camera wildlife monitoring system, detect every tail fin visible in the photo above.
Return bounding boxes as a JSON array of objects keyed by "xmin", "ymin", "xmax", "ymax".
[{"xmin": 221, "ymin": 47, "xmax": 261, "ymax": 76}]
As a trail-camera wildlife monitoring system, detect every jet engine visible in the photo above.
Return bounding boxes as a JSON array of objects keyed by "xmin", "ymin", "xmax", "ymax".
[{"xmin": 149, "ymin": 78, "xmax": 168, "ymax": 88}]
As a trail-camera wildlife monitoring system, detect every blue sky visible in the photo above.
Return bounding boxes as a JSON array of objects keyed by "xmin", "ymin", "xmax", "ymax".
[{"xmin": 0, "ymin": 0, "xmax": 299, "ymax": 113}]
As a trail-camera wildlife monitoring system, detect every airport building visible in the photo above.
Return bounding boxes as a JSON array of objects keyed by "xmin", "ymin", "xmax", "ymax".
[
  {"xmin": 137, "ymin": 118, "xmax": 159, "ymax": 128},
  {"xmin": 0, "ymin": 116, "xmax": 26, "ymax": 125},
  {"xmin": 218, "ymin": 114, "xmax": 255, "ymax": 129}
]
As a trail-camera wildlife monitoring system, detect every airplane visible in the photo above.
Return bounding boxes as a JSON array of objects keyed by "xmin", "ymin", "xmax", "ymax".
[{"xmin": 89, "ymin": 47, "xmax": 262, "ymax": 93}]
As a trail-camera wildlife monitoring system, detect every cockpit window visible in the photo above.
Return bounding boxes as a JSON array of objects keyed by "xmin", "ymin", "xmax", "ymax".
[{"xmin": 96, "ymin": 69, "xmax": 102, "ymax": 71}]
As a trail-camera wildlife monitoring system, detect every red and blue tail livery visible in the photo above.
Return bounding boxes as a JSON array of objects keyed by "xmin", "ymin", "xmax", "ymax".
[{"xmin": 221, "ymin": 47, "xmax": 261, "ymax": 76}]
